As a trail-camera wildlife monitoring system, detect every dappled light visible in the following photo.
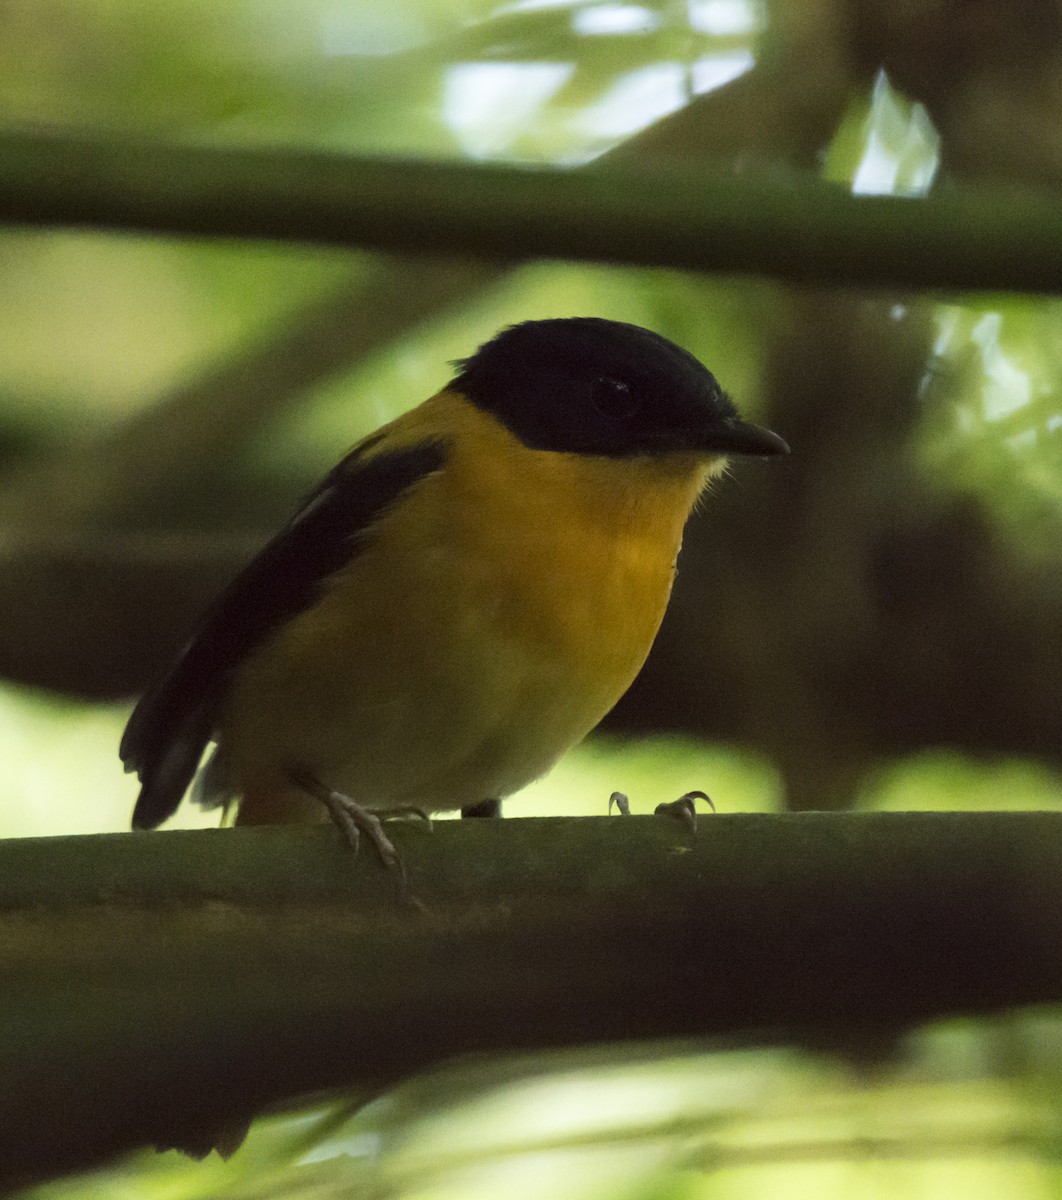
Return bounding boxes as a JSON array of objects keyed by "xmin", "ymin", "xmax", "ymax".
[{"xmin": 2, "ymin": 1, "xmax": 1062, "ymax": 1197}]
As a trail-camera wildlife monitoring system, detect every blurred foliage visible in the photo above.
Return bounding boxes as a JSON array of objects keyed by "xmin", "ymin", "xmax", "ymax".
[
  {"xmin": 17, "ymin": 1014, "xmax": 1062, "ymax": 1199},
  {"xmin": 923, "ymin": 298, "xmax": 1062, "ymax": 563},
  {"xmin": 0, "ymin": 0, "xmax": 764, "ymax": 161},
  {"xmin": 824, "ymin": 71, "xmax": 940, "ymax": 197},
  {"xmin": 2, "ymin": 0, "xmax": 1062, "ymax": 1196}
]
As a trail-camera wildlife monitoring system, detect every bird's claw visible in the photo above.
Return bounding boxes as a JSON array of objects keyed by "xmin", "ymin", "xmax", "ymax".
[
  {"xmin": 288, "ymin": 765, "xmax": 415, "ymax": 872},
  {"xmin": 654, "ymin": 790, "xmax": 715, "ymax": 834},
  {"xmin": 608, "ymin": 791, "xmax": 631, "ymax": 816},
  {"xmin": 609, "ymin": 789, "xmax": 714, "ymax": 832},
  {"xmin": 382, "ymin": 804, "xmax": 433, "ymax": 830},
  {"xmin": 322, "ymin": 790, "xmax": 401, "ymax": 870}
]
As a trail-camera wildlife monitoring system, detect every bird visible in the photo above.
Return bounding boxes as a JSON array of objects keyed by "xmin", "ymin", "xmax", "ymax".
[{"xmin": 121, "ymin": 317, "xmax": 788, "ymax": 864}]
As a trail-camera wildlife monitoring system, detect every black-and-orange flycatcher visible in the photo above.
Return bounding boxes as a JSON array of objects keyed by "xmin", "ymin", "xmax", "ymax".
[{"xmin": 121, "ymin": 317, "xmax": 788, "ymax": 863}]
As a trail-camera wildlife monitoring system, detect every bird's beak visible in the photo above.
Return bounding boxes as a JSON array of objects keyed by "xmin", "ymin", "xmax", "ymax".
[{"xmin": 700, "ymin": 419, "xmax": 790, "ymax": 457}]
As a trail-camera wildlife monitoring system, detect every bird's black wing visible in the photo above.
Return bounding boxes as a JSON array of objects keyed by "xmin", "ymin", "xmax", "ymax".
[{"xmin": 121, "ymin": 437, "xmax": 449, "ymax": 829}]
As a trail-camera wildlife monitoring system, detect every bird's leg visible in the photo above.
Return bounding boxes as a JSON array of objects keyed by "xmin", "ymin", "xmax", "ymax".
[
  {"xmin": 287, "ymin": 766, "xmax": 404, "ymax": 870},
  {"xmin": 609, "ymin": 789, "xmax": 715, "ymax": 833},
  {"xmin": 462, "ymin": 798, "xmax": 502, "ymax": 818}
]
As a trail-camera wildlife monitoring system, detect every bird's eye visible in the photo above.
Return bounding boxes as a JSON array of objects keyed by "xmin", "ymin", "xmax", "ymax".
[{"xmin": 590, "ymin": 376, "xmax": 640, "ymax": 420}]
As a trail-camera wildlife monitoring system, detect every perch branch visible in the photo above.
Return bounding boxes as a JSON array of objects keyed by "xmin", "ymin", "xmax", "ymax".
[{"xmin": 3, "ymin": 812, "xmax": 1062, "ymax": 1185}]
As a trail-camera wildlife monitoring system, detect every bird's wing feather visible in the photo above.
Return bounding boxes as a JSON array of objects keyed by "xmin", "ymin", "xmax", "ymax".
[{"xmin": 121, "ymin": 436, "xmax": 449, "ymax": 829}]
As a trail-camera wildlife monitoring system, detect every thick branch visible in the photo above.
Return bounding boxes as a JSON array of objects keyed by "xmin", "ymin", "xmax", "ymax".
[
  {"xmin": 3, "ymin": 129, "xmax": 1062, "ymax": 292},
  {"xmin": 3, "ymin": 812, "xmax": 1062, "ymax": 1185}
]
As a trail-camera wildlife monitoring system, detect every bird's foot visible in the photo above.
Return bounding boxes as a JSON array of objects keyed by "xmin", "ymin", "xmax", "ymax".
[
  {"xmin": 288, "ymin": 767, "xmax": 428, "ymax": 871},
  {"xmin": 320, "ymin": 790, "xmax": 401, "ymax": 868},
  {"xmin": 653, "ymin": 790, "xmax": 714, "ymax": 833},
  {"xmin": 609, "ymin": 789, "xmax": 715, "ymax": 833}
]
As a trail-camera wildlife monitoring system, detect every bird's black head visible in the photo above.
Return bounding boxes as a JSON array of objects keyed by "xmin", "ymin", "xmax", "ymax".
[{"xmin": 452, "ymin": 317, "xmax": 788, "ymax": 459}]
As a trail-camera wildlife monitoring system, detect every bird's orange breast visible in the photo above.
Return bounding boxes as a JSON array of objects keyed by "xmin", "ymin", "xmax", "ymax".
[{"xmin": 438, "ymin": 396, "xmax": 710, "ymax": 690}]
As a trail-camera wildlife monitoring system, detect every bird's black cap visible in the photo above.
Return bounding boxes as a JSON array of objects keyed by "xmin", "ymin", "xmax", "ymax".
[{"xmin": 452, "ymin": 317, "xmax": 789, "ymax": 459}]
